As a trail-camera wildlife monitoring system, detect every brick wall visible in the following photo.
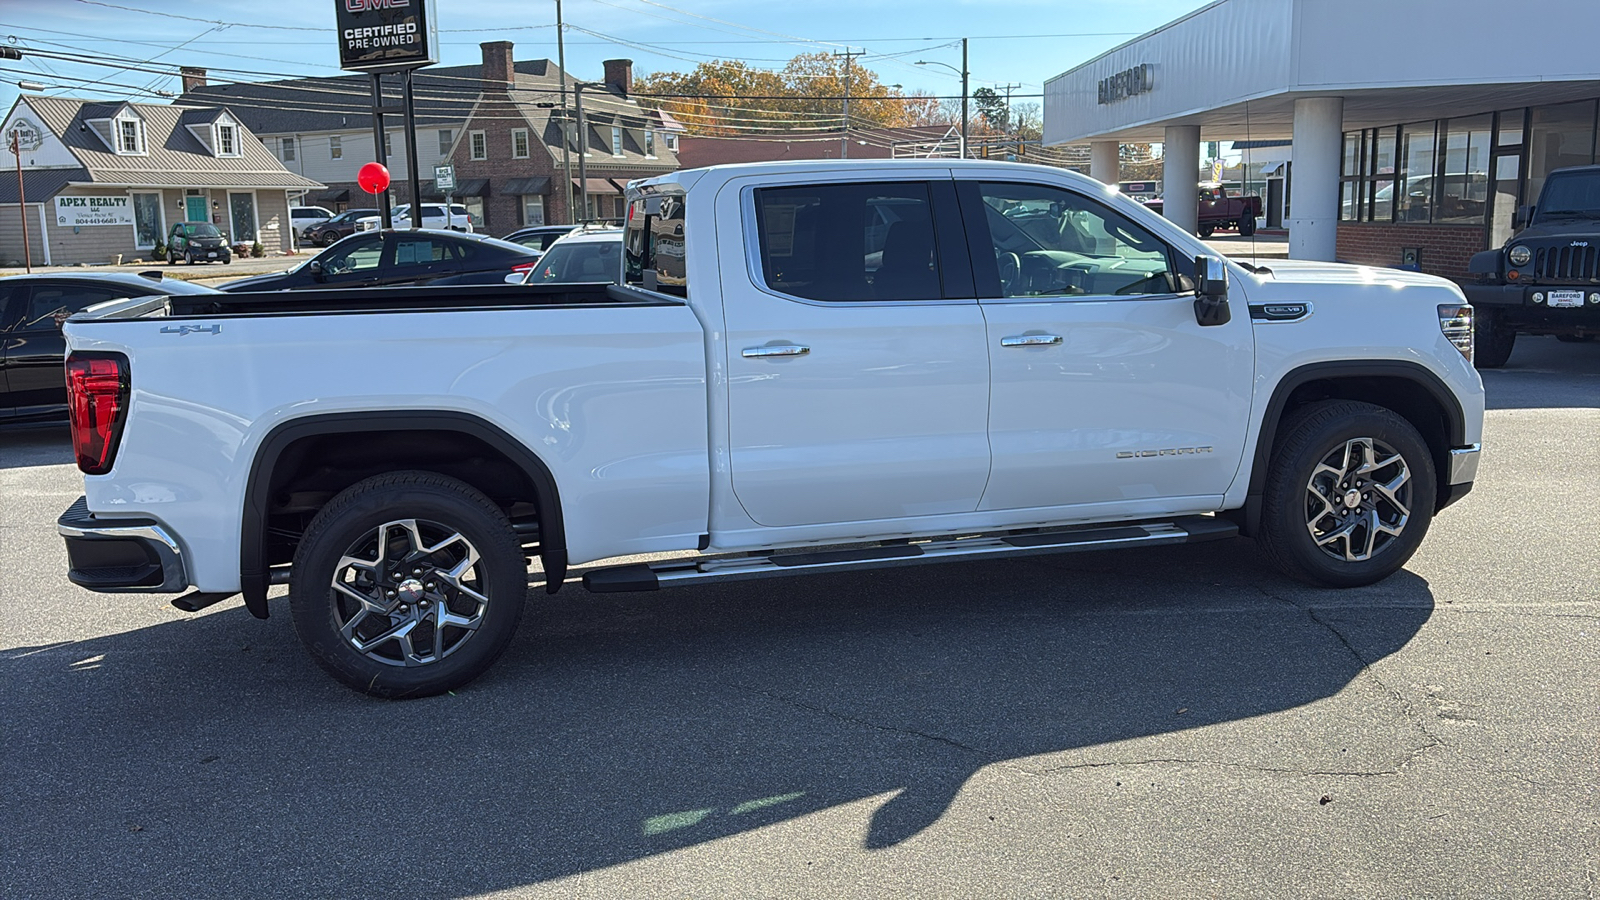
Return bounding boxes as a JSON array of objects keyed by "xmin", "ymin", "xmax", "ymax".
[
  {"xmin": 1336, "ymin": 223, "xmax": 1487, "ymax": 281},
  {"xmin": 451, "ymin": 91, "xmax": 550, "ymax": 235}
]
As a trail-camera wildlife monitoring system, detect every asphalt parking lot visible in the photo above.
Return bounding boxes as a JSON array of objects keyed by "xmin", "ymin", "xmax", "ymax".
[{"xmin": 2, "ymin": 337, "xmax": 1596, "ymax": 899}]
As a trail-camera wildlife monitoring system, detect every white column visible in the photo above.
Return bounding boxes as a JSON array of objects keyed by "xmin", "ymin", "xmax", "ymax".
[
  {"xmin": 1287, "ymin": 96, "xmax": 1344, "ymax": 262},
  {"xmin": 1089, "ymin": 141, "xmax": 1120, "ymax": 185},
  {"xmin": 1162, "ymin": 125, "xmax": 1201, "ymax": 235}
]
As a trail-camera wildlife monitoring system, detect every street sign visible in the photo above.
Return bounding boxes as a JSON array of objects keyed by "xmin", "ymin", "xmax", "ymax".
[
  {"xmin": 433, "ymin": 164, "xmax": 455, "ymax": 193},
  {"xmin": 335, "ymin": 0, "xmax": 439, "ymax": 73}
]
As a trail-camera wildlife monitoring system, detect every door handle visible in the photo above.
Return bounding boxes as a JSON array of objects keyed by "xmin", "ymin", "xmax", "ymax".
[
  {"xmin": 1000, "ymin": 334, "xmax": 1063, "ymax": 347},
  {"xmin": 742, "ymin": 344, "xmax": 810, "ymax": 358}
]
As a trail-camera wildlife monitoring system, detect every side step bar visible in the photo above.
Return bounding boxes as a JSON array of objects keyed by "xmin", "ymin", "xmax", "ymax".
[{"xmin": 583, "ymin": 515, "xmax": 1238, "ymax": 593}]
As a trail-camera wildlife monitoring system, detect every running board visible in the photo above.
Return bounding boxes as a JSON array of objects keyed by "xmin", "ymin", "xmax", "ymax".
[{"xmin": 582, "ymin": 515, "xmax": 1238, "ymax": 593}]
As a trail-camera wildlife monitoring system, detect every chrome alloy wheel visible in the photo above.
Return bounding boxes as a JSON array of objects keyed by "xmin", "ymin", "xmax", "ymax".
[
  {"xmin": 1304, "ymin": 437, "xmax": 1412, "ymax": 563},
  {"xmin": 330, "ymin": 519, "xmax": 489, "ymax": 667}
]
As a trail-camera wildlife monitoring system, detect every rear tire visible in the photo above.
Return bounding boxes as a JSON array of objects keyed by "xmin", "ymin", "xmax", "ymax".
[
  {"xmin": 1474, "ymin": 307, "xmax": 1516, "ymax": 368},
  {"xmin": 289, "ymin": 471, "xmax": 528, "ymax": 698},
  {"xmin": 1198, "ymin": 224, "xmax": 1216, "ymax": 238},
  {"xmin": 1257, "ymin": 400, "xmax": 1436, "ymax": 588},
  {"xmin": 1239, "ymin": 216, "xmax": 1257, "ymax": 237}
]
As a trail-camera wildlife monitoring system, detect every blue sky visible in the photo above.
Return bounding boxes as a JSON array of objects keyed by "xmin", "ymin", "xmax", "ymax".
[{"xmin": 0, "ymin": 0, "xmax": 1209, "ymax": 118}]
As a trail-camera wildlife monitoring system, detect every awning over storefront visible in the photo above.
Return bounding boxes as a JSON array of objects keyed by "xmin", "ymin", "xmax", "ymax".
[
  {"xmin": 573, "ymin": 177, "xmax": 619, "ymax": 195},
  {"xmin": 501, "ymin": 176, "xmax": 551, "ymax": 195},
  {"xmin": 422, "ymin": 178, "xmax": 490, "ymax": 200},
  {"xmin": 317, "ymin": 188, "xmax": 350, "ymax": 203}
]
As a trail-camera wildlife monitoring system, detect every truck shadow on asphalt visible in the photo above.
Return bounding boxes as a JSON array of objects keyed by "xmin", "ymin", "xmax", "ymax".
[{"xmin": 2, "ymin": 538, "xmax": 1434, "ymax": 897}]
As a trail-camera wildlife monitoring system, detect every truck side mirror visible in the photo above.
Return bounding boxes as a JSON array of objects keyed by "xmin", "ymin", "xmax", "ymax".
[{"xmin": 1193, "ymin": 256, "xmax": 1231, "ymax": 327}]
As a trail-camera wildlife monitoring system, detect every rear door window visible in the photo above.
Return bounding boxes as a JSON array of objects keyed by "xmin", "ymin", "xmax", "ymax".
[
  {"xmin": 624, "ymin": 192, "xmax": 687, "ymax": 297},
  {"xmin": 14, "ymin": 283, "xmax": 128, "ymax": 332},
  {"xmin": 753, "ymin": 182, "xmax": 945, "ymax": 302}
]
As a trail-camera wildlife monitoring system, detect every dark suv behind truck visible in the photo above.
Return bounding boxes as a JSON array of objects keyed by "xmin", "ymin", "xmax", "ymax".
[{"xmin": 1466, "ymin": 164, "xmax": 1600, "ymax": 367}]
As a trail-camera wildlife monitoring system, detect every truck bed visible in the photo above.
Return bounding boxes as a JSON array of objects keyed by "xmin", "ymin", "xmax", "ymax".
[{"xmin": 87, "ymin": 282, "xmax": 665, "ymax": 320}]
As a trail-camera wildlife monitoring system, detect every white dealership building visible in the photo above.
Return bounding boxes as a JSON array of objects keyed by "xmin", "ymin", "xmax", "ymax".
[{"xmin": 1044, "ymin": 0, "xmax": 1600, "ymax": 281}]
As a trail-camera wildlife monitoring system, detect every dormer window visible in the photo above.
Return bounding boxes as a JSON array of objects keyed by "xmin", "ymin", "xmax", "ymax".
[
  {"xmin": 115, "ymin": 115, "xmax": 144, "ymax": 154},
  {"xmin": 217, "ymin": 123, "xmax": 236, "ymax": 156}
]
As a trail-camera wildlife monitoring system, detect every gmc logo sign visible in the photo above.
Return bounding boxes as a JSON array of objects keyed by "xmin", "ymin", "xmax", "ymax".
[{"xmin": 345, "ymin": 0, "xmax": 409, "ymax": 10}]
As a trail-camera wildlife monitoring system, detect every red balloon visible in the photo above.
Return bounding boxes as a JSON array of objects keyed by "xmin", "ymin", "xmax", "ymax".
[{"xmin": 357, "ymin": 162, "xmax": 391, "ymax": 194}]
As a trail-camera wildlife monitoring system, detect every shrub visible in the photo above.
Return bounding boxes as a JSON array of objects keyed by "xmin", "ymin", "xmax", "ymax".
[
  {"xmin": 250, "ymin": 240, "xmax": 265, "ymax": 258},
  {"xmin": 151, "ymin": 241, "xmax": 166, "ymax": 261}
]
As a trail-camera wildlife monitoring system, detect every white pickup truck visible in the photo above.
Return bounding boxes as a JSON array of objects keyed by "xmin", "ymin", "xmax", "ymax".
[{"xmin": 57, "ymin": 160, "xmax": 1484, "ymax": 698}]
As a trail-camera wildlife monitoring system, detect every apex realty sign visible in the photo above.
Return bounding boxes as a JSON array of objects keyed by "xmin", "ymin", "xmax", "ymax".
[
  {"xmin": 55, "ymin": 196, "xmax": 134, "ymax": 227},
  {"xmin": 336, "ymin": 0, "xmax": 438, "ymax": 73}
]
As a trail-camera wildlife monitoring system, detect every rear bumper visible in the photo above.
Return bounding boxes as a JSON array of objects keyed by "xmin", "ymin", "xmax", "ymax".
[{"xmin": 57, "ymin": 496, "xmax": 188, "ymax": 593}]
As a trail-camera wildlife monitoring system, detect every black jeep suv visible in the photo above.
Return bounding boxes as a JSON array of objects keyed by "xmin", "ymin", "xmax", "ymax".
[{"xmin": 1466, "ymin": 164, "xmax": 1600, "ymax": 367}]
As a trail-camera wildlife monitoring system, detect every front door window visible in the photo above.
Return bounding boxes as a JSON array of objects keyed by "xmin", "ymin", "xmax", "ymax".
[{"xmin": 966, "ymin": 180, "xmax": 1250, "ymax": 512}]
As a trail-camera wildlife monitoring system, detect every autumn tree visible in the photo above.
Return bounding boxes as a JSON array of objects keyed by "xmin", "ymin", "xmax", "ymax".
[{"xmin": 633, "ymin": 53, "xmax": 925, "ymax": 135}]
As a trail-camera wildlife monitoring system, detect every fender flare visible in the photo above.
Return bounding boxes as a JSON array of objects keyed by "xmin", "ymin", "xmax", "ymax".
[
  {"xmin": 239, "ymin": 411, "xmax": 567, "ymax": 619},
  {"xmin": 1239, "ymin": 360, "xmax": 1467, "ymax": 535}
]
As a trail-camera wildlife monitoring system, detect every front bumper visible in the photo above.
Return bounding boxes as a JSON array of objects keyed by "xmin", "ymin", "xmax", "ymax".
[
  {"xmin": 58, "ymin": 496, "xmax": 188, "ymax": 593},
  {"xmin": 1439, "ymin": 444, "xmax": 1481, "ymax": 510}
]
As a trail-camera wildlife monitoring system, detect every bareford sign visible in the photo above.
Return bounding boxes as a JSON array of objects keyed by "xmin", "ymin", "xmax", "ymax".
[
  {"xmin": 1098, "ymin": 63, "xmax": 1154, "ymax": 105},
  {"xmin": 335, "ymin": 0, "xmax": 438, "ymax": 73},
  {"xmin": 56, "ymin": 196, "xmax": 134, "ymax": 227}
]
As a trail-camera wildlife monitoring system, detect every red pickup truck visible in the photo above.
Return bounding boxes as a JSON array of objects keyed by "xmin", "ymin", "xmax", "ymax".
[{"xmin": 1143, "ymin": 183, "xmax": 1262, "ymax": 238}]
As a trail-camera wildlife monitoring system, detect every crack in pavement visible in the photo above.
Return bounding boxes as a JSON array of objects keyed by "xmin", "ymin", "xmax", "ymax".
[
  {"xmin": 1256, "ymin": 585, "xmax": 1447, "ymax": 771},
  {"xmin": 728, "ymin": 683, "xmax": 985, "ymax": 755},
  {"xmin": 1011, "ymin": 756, "xmax": 1418, "ymax": 779}
]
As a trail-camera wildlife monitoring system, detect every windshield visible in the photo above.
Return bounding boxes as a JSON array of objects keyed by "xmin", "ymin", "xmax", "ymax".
[
  {"xmin": 529, "ymin": 239, "xmax": 621, "ymax": 283},
  {"xmin": 1537, "ymin": 172, "xmax": 1600, "ymax": 220},
  {"xmin": 181, "ymin": 223, "xmax": 222, "ymax": 238}
]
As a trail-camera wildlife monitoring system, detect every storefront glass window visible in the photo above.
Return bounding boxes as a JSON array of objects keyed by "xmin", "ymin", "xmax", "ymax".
[
  {"xmin": 132, "ymin": 193, "xmax": 162, "ymax": 248},
  {"xmin": 1369, "ymin": 128, "xmax": 1397, "ymax": 222},
  {"xmin": 1437, "ymin": 114, "xmax": 1492, "ymax": 225},
  {"xmin": 1340, "ymin": 132, "xmax": 1362, "ymax": 221},
  {"xmin": 1527, "ymin": 100, "xmax": 1597, "ymax": 204},
  {"xmin": 1397, "ymin": 122, "xmax": 1436, "ymax": 223},
  {"xmin": 1496, "ymin": 108, "xmax": 1525, "ymax": 148}
]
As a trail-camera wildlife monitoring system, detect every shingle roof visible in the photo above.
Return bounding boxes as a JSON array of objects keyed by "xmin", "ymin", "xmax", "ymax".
[
  {"xmin": 0, "ymin": 167, "xmax": 91, "ymax": 204},
  {"xmin": 24, "ymin": 95, "xmax": 323, "ymax": 191},
  {"xmin": 180, "ymin": 60, "xmax": 563, "ymax": 136}
]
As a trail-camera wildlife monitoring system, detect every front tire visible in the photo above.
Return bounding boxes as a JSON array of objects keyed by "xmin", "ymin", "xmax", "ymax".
[
  {"xmin": 1257, "ymin": 401, "xmax": 1436, "ymax": 588},
  {"xmin": 1198, "ymin": 224, "xmax": 1216, "ymax": 238},
  {"xmin": 289, "ymin": 471, "xmax": 528, "ymax": 698},
  {"xmin": 1239, "ymin": 216, "xmax": 1257, "ymax": 237}
]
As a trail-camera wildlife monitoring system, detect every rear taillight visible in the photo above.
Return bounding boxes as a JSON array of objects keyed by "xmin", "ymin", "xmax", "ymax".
[
  {"xmin": 65, "ymin": 352, "xmax": 129, "ymax": 475},
  {"xmin": 1438, "ymin": 304, "xmax": 1473, "ymax": 364},
  {"xmin": 511, "ymin": 261, "xmax": 538, "ymax": 273}
]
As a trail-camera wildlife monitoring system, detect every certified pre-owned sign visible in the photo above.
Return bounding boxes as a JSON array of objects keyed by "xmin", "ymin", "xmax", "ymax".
[{"xmin": 335, "ymin": 0, "xmax": 438, "ymax": 73}]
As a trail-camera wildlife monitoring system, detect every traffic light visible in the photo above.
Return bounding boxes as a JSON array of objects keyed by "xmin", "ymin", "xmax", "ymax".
[
  {"xmin": 980, "ymin": 142, "xmax": 989, "ymax": 159},
  {"xmin": 1017, "ymin": 141, "xmax": 1026, "ymax": 159}
]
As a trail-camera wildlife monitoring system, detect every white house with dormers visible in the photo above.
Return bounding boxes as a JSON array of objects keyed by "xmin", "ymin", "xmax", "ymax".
[{"xmin": 0, "ymin": 95, "xmax": 321, "ymax": 267}]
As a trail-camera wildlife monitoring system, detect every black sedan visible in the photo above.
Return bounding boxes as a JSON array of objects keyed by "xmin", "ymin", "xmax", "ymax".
[
  {"xmin": 303, "ymin": 208, "xmax": 378, "ymax": 247},
  {"xmin": 220, "ymin": 229, "xmax": 540, "ymax": 293},
  {"xmin": 503, "ymin": 225, "xmax": 579, "ymax": 254},
  {"xmin": 0, "ymin": 272, "xmax": 220, "ymax": 424}
]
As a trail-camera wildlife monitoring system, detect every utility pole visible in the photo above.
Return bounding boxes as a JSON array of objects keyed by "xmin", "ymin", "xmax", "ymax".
[
  {"xmin": 999, "ymin": 82, "xmax": 1021, "ymax": 134},
  {"xmin": 10, "ymin": 130, "xmax": 30, "ymax": 273},
  {"xmin": 556, "ymin": 0, "xmax": 575, "ymax": 225},
  {"xmin": 960, "ymin": 38, "xmax": 968, "ymax": 159},
  {"xmin": 575, "ymin": 82, "xmax": 590, "ymax": 222},
  {"xmin": 834, "ymin": 47, "xmax": 865, "ymax": 159}
]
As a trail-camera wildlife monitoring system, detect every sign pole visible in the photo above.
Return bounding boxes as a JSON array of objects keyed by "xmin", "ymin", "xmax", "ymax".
[
  {"xmin": 402, "ymin": 68, "xmax": 423, "ymax": 230},
  {"xmin": 369, "ymin": 73, "xmax": 393, "ymax": 230},
  {"xmin": 11, "ymin": 132, "xmax": 30, "ymax": 273}
]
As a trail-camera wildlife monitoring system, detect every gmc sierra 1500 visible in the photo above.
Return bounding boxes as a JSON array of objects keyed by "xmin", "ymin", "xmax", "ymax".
[{"xmin": 57, "ymin": 160, "xmax": 1484, "ymax": 697}]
